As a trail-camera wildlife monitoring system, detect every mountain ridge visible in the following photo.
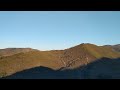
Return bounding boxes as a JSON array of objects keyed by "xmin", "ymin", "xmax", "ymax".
[
  {"xmin": 0, "ymin": 43, "xmax": 120, "ymax": 78},
  {"xmin": 0, "ymin": 48, "xmax": 38, "ymax": 57}
]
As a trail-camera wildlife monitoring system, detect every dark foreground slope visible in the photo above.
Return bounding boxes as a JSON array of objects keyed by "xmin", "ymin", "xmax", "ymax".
[{"xmin": 4, "ymin": 57, "xmax": 120, "ymax": 79}]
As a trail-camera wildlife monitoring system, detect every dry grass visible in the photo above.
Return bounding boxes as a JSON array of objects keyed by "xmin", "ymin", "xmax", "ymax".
[{"xmin": 0, "ymin": 43, "xmax": 120, "ymax": 77}]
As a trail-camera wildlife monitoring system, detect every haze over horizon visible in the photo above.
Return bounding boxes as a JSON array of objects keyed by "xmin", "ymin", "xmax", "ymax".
[{"xmin": 0, "ymin": 11, "xmax": 120, "ymax": 50}]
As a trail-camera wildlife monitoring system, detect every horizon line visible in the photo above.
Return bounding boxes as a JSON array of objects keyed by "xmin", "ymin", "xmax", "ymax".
[{"xmin": 0, "ymin": 43, "xmax": 119, "ymax": 51}]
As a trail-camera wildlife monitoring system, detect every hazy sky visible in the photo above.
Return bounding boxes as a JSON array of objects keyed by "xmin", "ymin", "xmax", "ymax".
[{"xmin": 0, "ymin": 11, "xmax": 120, "ymax": 50}]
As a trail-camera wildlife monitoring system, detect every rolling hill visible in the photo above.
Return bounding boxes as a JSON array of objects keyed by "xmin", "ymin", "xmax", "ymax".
[
  {"xmin": 0, "ymin": 43, "xmax": 120, "ymax": 78},
  {"xmin": 104, "ymin": 44, "xmax": 120, "ymax": 52},
  {"xmin": 0, "ymin": 48, "xmax": 37, "ymax": 57}
]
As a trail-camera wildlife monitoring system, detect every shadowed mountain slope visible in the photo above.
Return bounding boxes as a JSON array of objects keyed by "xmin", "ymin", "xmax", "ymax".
[{"xmin": 80, "ymin": 57, "xmax": 120, "ymax": 79}]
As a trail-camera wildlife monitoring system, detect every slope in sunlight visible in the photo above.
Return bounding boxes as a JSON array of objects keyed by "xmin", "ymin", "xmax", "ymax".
[
  {"xmin": 0, "ymin": 43, "xmax": 120, "ymax": 78},
  {"xmin": 0, "ymin": 48, "xmax": 38, "ymax": 57}
]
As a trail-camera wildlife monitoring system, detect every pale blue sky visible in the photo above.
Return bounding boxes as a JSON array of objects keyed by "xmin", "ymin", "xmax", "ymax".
[{"xmin": 0, "ymin": 11, "xmax": 120, "ymax": 50}]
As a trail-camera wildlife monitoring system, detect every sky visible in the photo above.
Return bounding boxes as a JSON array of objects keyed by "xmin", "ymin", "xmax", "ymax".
[{"xmin": 0, "ymin": 11, "xmax": 120, "ymax": 50}]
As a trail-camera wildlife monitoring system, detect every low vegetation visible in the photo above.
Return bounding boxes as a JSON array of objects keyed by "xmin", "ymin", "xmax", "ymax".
[{"xmin": 0, "ymin": 43, "xmax": 120, "ymax": 78}]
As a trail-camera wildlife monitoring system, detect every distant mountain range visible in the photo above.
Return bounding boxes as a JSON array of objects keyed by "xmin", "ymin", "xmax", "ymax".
[
  {"xmin": 0, "ymin": 48, "xmax": 38, "ymax": 57},
  {"xmin": 0, "ymin": 43, "xmax": 120, "ymax": 79},
  {"xmin": 104, "ymin": 44, "xmax": 120, "ymax": 52}
]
